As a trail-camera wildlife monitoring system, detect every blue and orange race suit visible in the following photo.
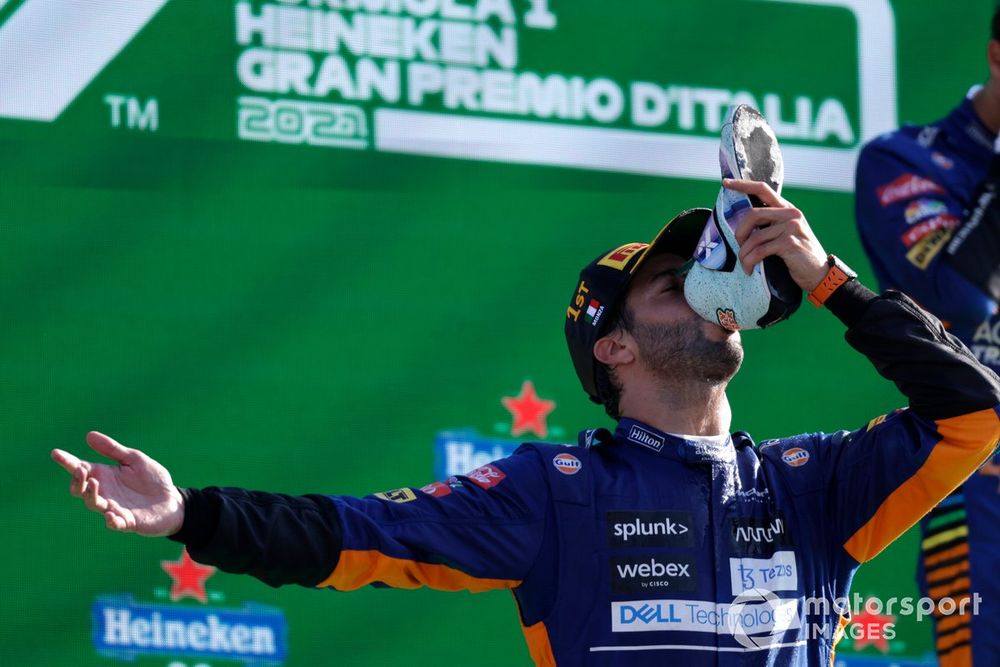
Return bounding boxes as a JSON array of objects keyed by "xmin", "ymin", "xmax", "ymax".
[
  {"xmin": 856, "ymin": 93, "xmax": 1000, "ymax": 667},
  {"xmin": 172, "ymin": 282, "xmax": 1000, "ymax": 666}
]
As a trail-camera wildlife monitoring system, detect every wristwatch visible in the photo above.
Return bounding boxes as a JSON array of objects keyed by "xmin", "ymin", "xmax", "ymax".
[{"xmin": 807, "ymin": 255, "xmax": 857, "ymax": 307}]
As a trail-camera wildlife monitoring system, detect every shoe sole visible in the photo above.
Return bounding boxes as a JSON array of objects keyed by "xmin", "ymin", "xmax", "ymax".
[
  {"xmin": 721, "ymin": 104, "xmax": 784, "ymax": 196},
  {"xmin": 703, "ymin": 105, "xmax": 785, "ymax": 270}
]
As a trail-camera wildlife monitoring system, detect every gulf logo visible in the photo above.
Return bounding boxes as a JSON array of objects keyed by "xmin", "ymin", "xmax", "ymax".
[
  {"xmin": 781, "ymin": 447, "xmax": 810, "ymax": 468},
  {"xmin": 553, "ymin": 453, "xmax": 582, "ymax": 475}
]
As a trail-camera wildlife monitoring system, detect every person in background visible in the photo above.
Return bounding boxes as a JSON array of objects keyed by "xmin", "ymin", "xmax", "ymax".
[{"xmin": 854, "ymin": 9, "xmax": 1000, "ymax": 665}]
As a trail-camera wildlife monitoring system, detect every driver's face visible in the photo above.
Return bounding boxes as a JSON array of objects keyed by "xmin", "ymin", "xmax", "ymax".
[{"xmin": 625, "ymin": 252, "xmax": 736, "ymax": 343}]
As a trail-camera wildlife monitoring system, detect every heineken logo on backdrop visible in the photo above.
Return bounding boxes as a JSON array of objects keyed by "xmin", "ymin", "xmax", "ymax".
[
  {"xmin": 434, "ymin": 379, "xmax": 559, "ymax": 477},
  {"xmin": 233, "ymin": 0, "xmax": 897, "ymax": 191},
  {"xmin": 91, "ymin": 547, "xmax": 288, "ymax": 665}
]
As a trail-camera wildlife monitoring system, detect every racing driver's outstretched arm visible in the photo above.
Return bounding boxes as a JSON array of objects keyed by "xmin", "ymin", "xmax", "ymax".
[{"xmin": 51, "ymin": 431, "xmax": 550, "ymax": 593}]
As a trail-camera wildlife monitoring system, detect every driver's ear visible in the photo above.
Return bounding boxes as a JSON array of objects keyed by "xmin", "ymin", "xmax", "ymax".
[
  {"xmin": 594, "ymin": 330, "xmax": 634, "ymax": 367},
  {"xmin": 989, "ymin": 40, "xmax": 1000, "ymax": 81}
]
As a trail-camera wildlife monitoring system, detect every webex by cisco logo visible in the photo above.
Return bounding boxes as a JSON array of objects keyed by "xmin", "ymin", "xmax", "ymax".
[{"xmin": 611, "ymin": 555, "xmax": 697, "ymax": 593}]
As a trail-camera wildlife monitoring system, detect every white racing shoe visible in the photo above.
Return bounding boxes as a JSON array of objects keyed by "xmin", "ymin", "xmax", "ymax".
[{"xmin": 683, "ymin": 104, "xmax": 802, "ymax": 331}]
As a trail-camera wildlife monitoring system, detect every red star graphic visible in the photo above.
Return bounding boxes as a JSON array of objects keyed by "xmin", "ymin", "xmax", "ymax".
[
  {"xmin": 851, "ymin": 599, "xmax": 895, "ymax": 654},
  {"xmin": 161, "ymin": 548, "xmax": 216, "ymax": 603},
  {"xmin": 502, "ymin": 380, "xmax": 556, "ymax": 438}
]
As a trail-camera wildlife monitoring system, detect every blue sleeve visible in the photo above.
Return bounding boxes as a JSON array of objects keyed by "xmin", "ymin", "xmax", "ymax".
[
  {"xmin": 854, "ymin": 141, "xmax": 996, "ymax": 326},
  {"xmin": 172, "ymin": 445, "xmax": 550, "ymax": 593},
  {"xmin": 322, "ymin": 445, "xmax": 549, "ymax": 592}
]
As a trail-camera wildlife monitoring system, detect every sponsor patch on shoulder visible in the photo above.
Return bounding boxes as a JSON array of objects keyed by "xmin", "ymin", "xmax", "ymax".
[
  {"xmin": 467, "ymin": 464, "xmax": 507, "ymax": 489},
  {"xmin": 931, "ymin": 152, "xmax": 954, "ymax": 170},
  {"xmin": 877, "ymin": 174, "xmax": 944, "ymax": 207},
  {"xmin": 867, "ymin": 408, "xmax": 907, "ymax": 431},
  {"xmin": 421, "ymin": 476, "xmax": 465, "ymax": 497},
  {"xmin": 906, "ymin": 227, "xmax": 953, "ymax": 268},
  {"xmin": 553, "ymin": 452, "xmax": 582, "ymax": 475},
  {"xmin": 374, "ymin": 488, "xmax": 417, "ymax": 503},
  {"xmin": 866, "ymin": 414, "xmax": 887, "ymax": 431},
  {"xmin": 420, "ymin": 481, "xmax": 451, "ymax": 498},
  {"xmin": 901, "ymin": 214, "xmax": 959, "ymax": 247},
  {"xmin": 781, "ymin": 447, "xmax": 810, "ymax": 468},
  {"xmin": 904, "ymin": 198, "xmax": 948, "ymax": 224}
]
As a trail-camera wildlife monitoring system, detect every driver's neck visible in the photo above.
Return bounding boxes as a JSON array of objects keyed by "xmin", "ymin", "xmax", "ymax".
[{"xmin": 618, "ymin": 374, "xmax": 731, "ymax": 436}]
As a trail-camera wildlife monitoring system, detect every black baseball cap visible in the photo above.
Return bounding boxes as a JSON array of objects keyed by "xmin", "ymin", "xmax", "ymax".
[{"xmin": 565, "ymin": 208, "xmax": 711, "ymax": 402}]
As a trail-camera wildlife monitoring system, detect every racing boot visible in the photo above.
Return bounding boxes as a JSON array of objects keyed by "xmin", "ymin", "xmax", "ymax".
[{"xmin": 684, "ymin": 104, "xmax": 802, "ymax": 330}]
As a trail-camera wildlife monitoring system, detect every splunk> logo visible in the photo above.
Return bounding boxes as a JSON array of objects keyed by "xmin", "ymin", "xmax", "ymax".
[
  {"xmin": 607, "ymin": 511, "xmax": 694, "ymax": 548},
  {"xmin": 0, "ymin": 0, "xmax": 170, "ymax": 122}
]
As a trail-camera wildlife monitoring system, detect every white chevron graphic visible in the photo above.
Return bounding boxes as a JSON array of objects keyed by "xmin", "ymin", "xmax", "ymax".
[{"xmin": 0, "ymin": 0, "xmax": 170, "ymax": 122}]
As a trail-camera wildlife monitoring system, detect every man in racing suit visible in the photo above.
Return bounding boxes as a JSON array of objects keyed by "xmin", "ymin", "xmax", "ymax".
[
  {"xmin": 54, "ymin": 179, "xmax": 1000, "ymax": 666},
  {"xmin": 854, "ymin": 11, "xmax": 1000, "ymax": 665}
]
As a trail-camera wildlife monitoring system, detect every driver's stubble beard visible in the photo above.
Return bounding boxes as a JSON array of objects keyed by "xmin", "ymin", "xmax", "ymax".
[{"xmin": 631, "ymin": 318, "xmax": 744, "ymax": 386}]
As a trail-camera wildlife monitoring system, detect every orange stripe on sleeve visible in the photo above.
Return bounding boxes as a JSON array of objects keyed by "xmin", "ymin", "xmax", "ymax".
[
  {"xmin": 929, "ymin": 577, "xmax": 971, "ymax": 600},
  {"xmin": 938, "ymin": 644, "xmax": 972, "ymax": 667},
  {"xmin": 935, "ymin": 612, "xmax": 971, "ymax": 633},
  {"xmin": 926, "ymin": 560, "xmax": 970, "ymax": 584},
  {"xmin": 843, "ymin": 408, "xmax": 1000, "ymax": 563},
  {"xmin": 937, "ymin": 627, "xmax": 972, "ymax": 652},
  {"xmin": 522, "ymin": 620, "xmax": 557, "ymax": 666},
  {"xmin": 316, "ymin": 549, "xmax": 521, "ymax": 593},
  {"xmin": 924, "ymin": 543, "xmax": 970, "ymax": 568},
  {"xmin": 935, "ymin": 594, "xmax": 971, "ymax": 619}
]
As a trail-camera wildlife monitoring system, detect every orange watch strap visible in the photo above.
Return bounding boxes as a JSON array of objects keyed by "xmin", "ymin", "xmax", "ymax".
[{"xmin": 808, "ymin": 258, "xmax": 851, "ymax": 307}]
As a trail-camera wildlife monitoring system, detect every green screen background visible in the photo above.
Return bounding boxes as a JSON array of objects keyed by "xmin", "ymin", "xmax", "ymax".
[{"xmin": 0, "ymin": 0, "xmax": 992, "ymax": 664}]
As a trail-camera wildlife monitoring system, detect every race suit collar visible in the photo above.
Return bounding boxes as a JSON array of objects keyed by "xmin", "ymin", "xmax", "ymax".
[
  {"xmin": 945, "ymin": 95, "xmax": 996, "ymax": 156},
  {"xmin": 614, "ymin": 418, "xmax": 735, "ymax": 465}
]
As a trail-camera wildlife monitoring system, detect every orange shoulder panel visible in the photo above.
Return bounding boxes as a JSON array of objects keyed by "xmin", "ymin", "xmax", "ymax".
[{"xmin": 843, "ymin": 408, "xmax": 1000, "ymax": 563}]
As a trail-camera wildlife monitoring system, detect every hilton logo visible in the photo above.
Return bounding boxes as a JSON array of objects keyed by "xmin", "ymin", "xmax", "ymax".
[{"xmin": 627, "ymin": 425, "xmax": 665, "ymax": 452}]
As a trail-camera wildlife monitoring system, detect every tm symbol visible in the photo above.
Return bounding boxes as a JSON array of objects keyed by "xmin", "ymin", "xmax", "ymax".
[{"xmin": 104, "ymin": 94, "xmax": 158, "ymax": 131}]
